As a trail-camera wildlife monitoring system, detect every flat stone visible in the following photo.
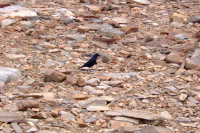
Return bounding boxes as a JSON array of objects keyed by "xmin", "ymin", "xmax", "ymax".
[
  {"xmin": 4, "ymin": 102, "xmax": 19, "ymax": 111},
  {"xmin": 0, "ymin": 5, "xmax": 37, "ymax": 17},
  {"xmin": 101, "ymin": 81, "xmax": 123, "ymax": 87},
  {"xmin": 73, "ymin": 93, "xmax": 88, "ymax": 100},
  {"xmin": 132, "ymin": 0, "xmax": 151, "ymax": 4},
  {"xmin": 86, "ymin": 105, "xmax": 109, "ymax": 111},
  {"xmin": 102, "ymin": 72, "xmax": 138, "ymax": 78},
  {"xmin": 66, "ymin": 34, "xmax": 85, "ymax": 42},
  {"xmin": 105, "ymin": 110, "xmax": 165, "ymax": 121},
  {"xmin": 1, "ymin": 18, "xmax": 16, "ymax": 28},
  {"xmin": 5, "ymin": 54, "xmax": 26, "ymax": 59},
  {"xmin": 133, "ymin": 126, "xmax": 173, "ymax": 133},
  {"xmin": 110, "ymin": 120, "xmax": 134, "ymax": 128},
  {"xmin": 0, "ymin": 111, "xmax": 24, "ymax": 123},
  {"xmin": 11, "ymin": 123, "xmax": 23, "ymax": 133},
  {"xmin": 115, "ymin": 116, "xmax": 140, "ymax": 124},
  {"xmin": 99, "ymin": 23, "xmax": 125, "ymax": 38},
  {"xmin": 78, "ymin": 97, "xmax": 107, "ymax": 108},
  {"xmin": 112, "ymin": 17, "xmax": 128, "ymax": 24},
  {"xmin": 61, "ymin": 111, "xmax": 75, "ymax": 121},
  {"xmin": 84, "ymin": 117, "xmax": 97, "ymax": 123}
]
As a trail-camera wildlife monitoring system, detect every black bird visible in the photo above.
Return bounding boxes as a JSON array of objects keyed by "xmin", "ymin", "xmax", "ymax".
[{"xmin": 79, "ymin": 53, "xmax": 100, "ymax": 69}]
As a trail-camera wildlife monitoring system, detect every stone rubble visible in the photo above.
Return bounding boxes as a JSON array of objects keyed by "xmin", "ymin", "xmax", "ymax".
[{"xmin": 0, "ymin": 0, "xmax": 199, "ymax": 132}]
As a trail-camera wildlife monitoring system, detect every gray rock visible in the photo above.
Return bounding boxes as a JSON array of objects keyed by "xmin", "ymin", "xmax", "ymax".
[
  {"xmin": 59, "ymin": 17, "xmax": 75, "ymax": 24},
  {"xmin": 102, "ymin": 55, "xmax": 109, "ymax": 63},
  {"xmin": 99, "ymin": 23, "xmax": 125, "ymax": 38},
  {"xmin": 188, "ymin": 16, "xmax": 200, "ymax": 23},
  {"xmin": 191, "ymin": 48, "xmax": 200, "ymax": 63},
  {"xmin": 84, "ymin": 117, "xmax": 97, "ymax": 123},
  {"xmin": 60, "ymin": 111, "xmax": 75, "ymax": 122},
  {"xmin": 0, "ymin": 67, "xmax": 23, "ymax": 83},
  {"xmin": 185, "ymin": 48, "xmax": 200, "ymax": 70},
  {"xmin": 102, "ymin": 72, "xmax": 138, "ymax": 78},
  {"xmin": 78, "ymin": 97, "xmax": 107, "ymax": 108},
  {"xmin": 174, "ymin": 33, "xmax": 188, "ymax": 40},
  {"xmin": 66, "ymin": 34, "xmax": 84, "ymax": 42},
  {"xmin": 89, "ymin": 18, "xmax": 103, "ymax": 23}
]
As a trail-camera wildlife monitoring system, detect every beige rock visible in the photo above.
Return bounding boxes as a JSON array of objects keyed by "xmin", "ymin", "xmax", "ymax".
[
  {"xmin": 179, "ymin": 93, "xmax": 188, "ymax": 101},
  {"xmin": 0, "ymin": 111, "xmax": 24, "ymax": 123},
  {"xmin": 44, "ymin": 69, "xmax": 67, "ymax": 82},
  {"xmin": 19, "ymin": 100, "xmax": 39, "ymax": 110},
  {"xmin": 112, "ymin": 17, "xmax": 128, "ymax": 24},
  {"xmin": 165, "ymin": 53, "xmax": 184, "ymax": 65},
  {"xmin": 160, "ymin": 111, "xmax": 173, "ymax": 120},
  {"xmin": 84, "ymin": 5, "xmax": 100, "ymax": 14},
  {"xmin": 170, "ymin": 12, "xmax": 188, "ymax": 23},
  {"xmin": 86, "ymin": 105, "xmax": 109, "ymax": 111}
]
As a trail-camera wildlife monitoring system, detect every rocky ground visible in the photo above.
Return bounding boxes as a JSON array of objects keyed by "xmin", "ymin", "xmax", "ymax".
[{"xmin": 0, "ymin": 0, "xmax": 199, "ymax": 132}]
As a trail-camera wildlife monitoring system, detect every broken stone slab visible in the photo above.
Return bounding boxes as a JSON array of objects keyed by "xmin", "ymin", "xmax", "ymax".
[
  {"xmin": 105, "ymin": 110, "xmax": 165, "ymax": 121},
  {"xmin": 0, "ymin": 111, "xmax": 24, "ymax": 123},
  {"xmin": 78, "ymin": 97, "xmax": 107, "ymax": 108},
  {"xmin": 0, "ymin": 67, "xmax": 23, "ymax": 83}
]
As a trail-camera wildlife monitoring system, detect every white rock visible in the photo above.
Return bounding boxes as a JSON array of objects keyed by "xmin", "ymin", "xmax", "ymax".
[
  {"xmin": 1, "ymin": 19, "xmax": 16, "ymax": 28},
  {"xmin": 0, "ymin": 5, "xmax": 37, "ymax": 17},
  {"xmin": 0, "ymin": 67, "xmax": 23, "ymax": 83},
  {"xmin": 132, "ymin": 0, "xmax": 151, "ymax": 4}
]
